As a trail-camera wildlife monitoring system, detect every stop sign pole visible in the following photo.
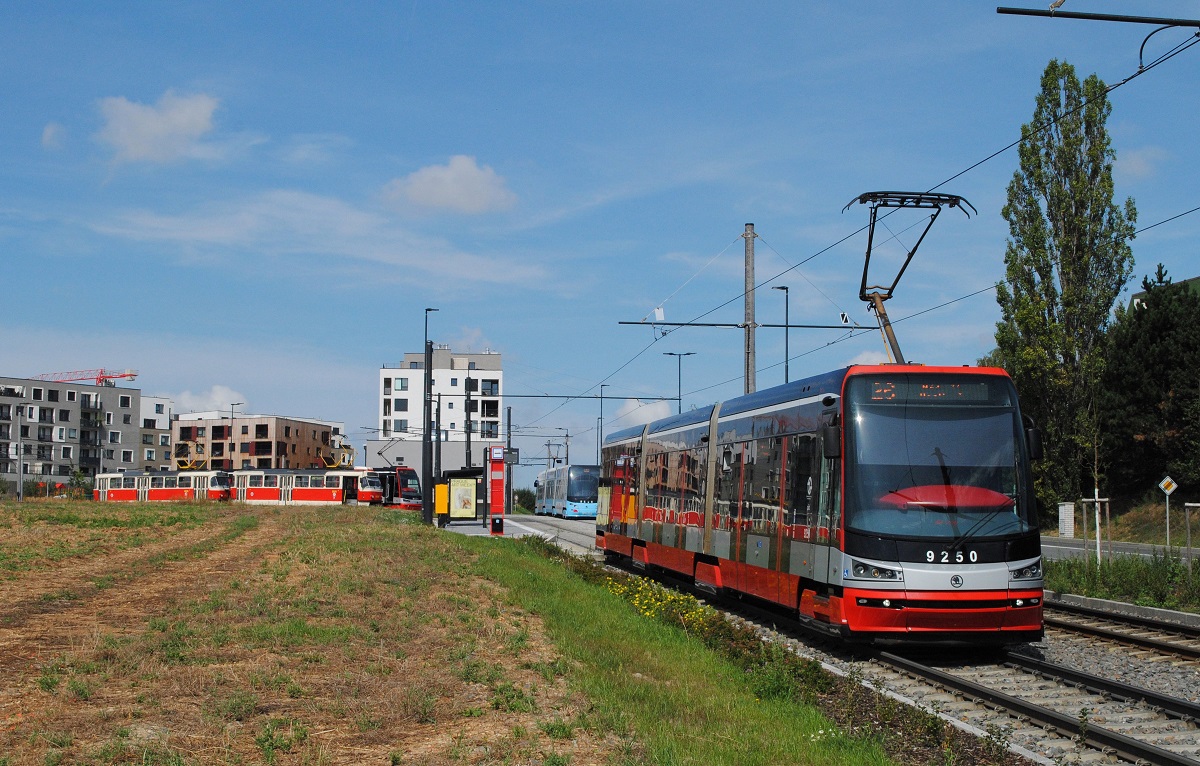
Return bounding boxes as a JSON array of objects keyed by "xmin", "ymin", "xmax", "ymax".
[{"xmin": 1160, "ymin": 476, "xmax": 1178, "ymax": 548}]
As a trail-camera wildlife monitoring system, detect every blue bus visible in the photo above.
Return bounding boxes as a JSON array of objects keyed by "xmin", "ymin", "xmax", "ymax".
[{"xmin": 534, "ymin": 464, "xmax": 600, "ymax": 518}]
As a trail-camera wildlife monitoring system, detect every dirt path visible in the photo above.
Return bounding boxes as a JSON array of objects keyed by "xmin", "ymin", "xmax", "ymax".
[{"xmin": 0, "ymin": 509, "xmax": 287, "ymax": 723}]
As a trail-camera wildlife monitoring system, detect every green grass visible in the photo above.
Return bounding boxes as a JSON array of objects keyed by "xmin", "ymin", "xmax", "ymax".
[
  {"xmin": 1046, "ymin": 551, "xmax": 1200, "ymax": 611},
  {"xmin": 464, "ymin": 536, "xmax": 893, "ymax": 766}
]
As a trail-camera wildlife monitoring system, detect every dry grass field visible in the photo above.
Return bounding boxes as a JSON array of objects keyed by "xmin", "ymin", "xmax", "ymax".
[{"xmin": 0, "ymin": 501, "xmax": 624, "ymax": 765}]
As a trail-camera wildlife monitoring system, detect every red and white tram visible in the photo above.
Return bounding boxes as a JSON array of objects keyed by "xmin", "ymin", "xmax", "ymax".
[
  {"xmin": 233, "ymin": 469, "xmax": 382, "ymax": 505},
  {"xmin": 598, "ymin": 364, "xmax": 1044, "ymax": 645},
  {"xmin": 95, "ymin": 470, "xmax": 233, "ymax": 502}
]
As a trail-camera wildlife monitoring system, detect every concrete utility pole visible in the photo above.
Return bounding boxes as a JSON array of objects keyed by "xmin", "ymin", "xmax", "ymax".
[
  {"xmin": 744, "ymin": 223, "xmax": 757, "ymax": 395},
  {"xmin": 422, "ymin": 307, "xmax": 438, "ymax": 524},
  {"xmin": 505, "ymin": 406, "xmax": 513, "ymax": 515}
]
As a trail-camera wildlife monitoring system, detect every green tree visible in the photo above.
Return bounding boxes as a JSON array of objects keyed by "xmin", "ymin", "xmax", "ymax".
[
  {"xmin": 1098, "ymin": 266, "xmax": 1200, "ymax": 494},
  {"xmin": 513, "ymin": 487, "xmax": 535, "ymax": 513},
  {"xmin": 993, "ymin": 59, "xmax": 1136, "ymax": 515}
]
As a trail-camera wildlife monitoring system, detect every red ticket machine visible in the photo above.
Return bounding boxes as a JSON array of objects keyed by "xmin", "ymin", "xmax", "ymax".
[{"xmin": 489, "ymin": 446, "xmax": 505, "ymax": 535}]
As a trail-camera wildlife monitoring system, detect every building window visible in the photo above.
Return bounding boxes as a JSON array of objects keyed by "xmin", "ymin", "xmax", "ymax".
[
  {"xmin": 160, "ymin": 434, "xmax": 170, "ymax": 446},
  {"xmin": 58, "ymin": 409, "xmax": 70, "ymax": 422},
  {"xmin": 256, "ymin": 425, "xmax": 268, "ymax": 439},
  {"xmin": 383, "ymin": 400, "xmax": 391, "ymax": 416},
  {"xmin": 395, "ymin": 399, "xmax": 408, "ymax": 412},
  {"xmin": 284, "ymin": 426, "xmax": 291, "ymax": 437},
  {"xmin": 143, "ymin": 418, "xmax": 155, "ymax": 429},
  {"xmin": 145, "ymin": 449, "xmax": 155, "ymax": 461},
  {"xmin": 108, "ymin": 431, "xmax": 121, "ymax": 444},
  {"xmin": 119, "ymin": 395, "xmax": 131, "ymax": 408},
  {"xmin": 105, "ymin": 412, "xmax": 114, "ymax": 425},
  {"xmin": 143, "ymin": 434, "xmax": 153, "ymax": 445},
  {"xmin": 397, "ymin": 378, "xmax": 409, "ymax": 391},
  {"xmin": 240, "ymin": 443, "xmax": 250, "ymax": 454},
  {"xmin": 155, "ymin": 403, "xmax": 165, "ymax": 414},
  {"xmin": 67, "ymin": 391, "xmax": 76, "ymax": 402},
  {"xmin": 121, "ymin": 450, "xmax": 133, "ymax": 463},
  {"xmin": 448, "ymin": 402, "xmax": 454, "ymax": 410},
  {"xmin": 394, "ymin": 419, "xmax": 408, "ymax": 432},
  {"xmin": 32, "ymin": 388, "xmax": 43, "ymax": 401},
  {"xmin": 122, "ymin": 414, "xmax": 131, "ymax": 425},
  {"xmin": 383, "ymin": 377, "xmax": 392, "ymax": 395},
  {"xmin": 197, "ymin": 427, "xmax": 207, "ymax": 438},
  {"xmin": 68, "ymin": 428, "xmax": 77, "ymax": 438},
  {"xmin": 409, "ymin": 362, "xmax": 419, "ymax": 369},
  {"xmin": 48, "ymin": 389, "xmax": 60, "ymax": 402},
  {"xmin": 61, "ymin": 446, "xmax": 73, "ymax": 460},
  {"xmin": 451, "ymin": 377, "xmax": 458, "ymax": 387}
]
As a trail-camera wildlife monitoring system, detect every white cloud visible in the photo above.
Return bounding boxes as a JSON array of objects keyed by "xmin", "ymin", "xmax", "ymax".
[
  {"xmin": 95, "ymin": 90, "xmax": 220, "ymax": 164},
  {"xmin": 172, "ymin": 384, "xmax": 249, "ymax": 414},
  {"xmin": 612, "ymin": 398, "xmax": 672, "ymax": 429},
  {"xmin": 847, "ymin": 350, "xmax": 890, "ymax": 366},
  {"xmin": 90, "ymin": 189, "xmax": 544, "ymax": 284},
  {"xmin": 41, "ymin": 122, "xmax": 65, "ymax": 150},
  {"xmin": 1119, "ymin": 146, "xmax": 1169, "ymax": 181},
  {"xmin": 278, "ymin": 133, "xmax": 353, "ymax": 165},
  {"xmin": 385, "ymin": 155, "xmax": 516, "ymax": 214}
]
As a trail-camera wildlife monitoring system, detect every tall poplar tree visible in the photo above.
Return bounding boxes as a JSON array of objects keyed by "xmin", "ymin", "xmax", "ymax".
[{"xmin": 994, "ymin": 59, "xmax": 1136, "ymax": 515}]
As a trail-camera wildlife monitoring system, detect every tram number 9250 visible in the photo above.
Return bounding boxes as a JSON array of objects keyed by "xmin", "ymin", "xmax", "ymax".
[{"xmin": 927, "ymin": 549, "xmax": 978, "ymax": 563}]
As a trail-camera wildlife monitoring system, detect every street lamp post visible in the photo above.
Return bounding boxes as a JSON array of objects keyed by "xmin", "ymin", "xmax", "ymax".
[
  {"xmin": 772, "ymin": 285, "xmax": 789, "ymax": 384},
  {"xmin": 15, "ymin": 402, "xmax": 30, "ymax": 502},
  {"xmin": 663, "ymin": 352, "xmax": 695, "ymax": 414},
  {"xmin": 597, "ymin": 384, "xmax": 609, "ymax": 463},
  {"xmin": 229, "ymin": 402, "xmax": 243, "ymax": 471},
  {"xmin": 422, "ymin": 307, "xmax": 439, "ymax": 524}
]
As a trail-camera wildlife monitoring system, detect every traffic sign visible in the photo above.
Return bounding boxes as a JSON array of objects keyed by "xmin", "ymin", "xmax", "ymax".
[{"xmin": 1160, "ymin": 476, "xmax": 1178, "ymax": 496}]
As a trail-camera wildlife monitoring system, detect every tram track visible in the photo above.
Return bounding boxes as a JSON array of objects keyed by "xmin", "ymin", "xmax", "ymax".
[
  {"xmin": 606, "ymin": 557, "xmax": 1200, "ymax": 764},
  {"xmin": 1045, "ymin": 600, "xmax": 1200, "ymax": 662},
  {"xmin": 509, "ymin": 520, "xmax": 1200, "ymax": 763}
]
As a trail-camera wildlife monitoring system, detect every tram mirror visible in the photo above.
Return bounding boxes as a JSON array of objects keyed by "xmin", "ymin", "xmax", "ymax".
[
  {"xmin": 822, "ymin": 425, "xmax": 841, "ymax": 458},
  {"xmin": 533, "ymin": 480, "xmax": 539, "ymax": 488},
  {"xmin": 1025, "ymin": 428, "xmax": 1043, "ymax": 461},
  {"xmin": 721, "ymin": 446, "xmax": 733, "ymax": 472}
]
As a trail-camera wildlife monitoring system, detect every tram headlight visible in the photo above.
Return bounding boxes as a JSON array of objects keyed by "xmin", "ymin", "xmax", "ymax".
[
  {"xmin": 1009, "ymin": 558, "xmax": 1043, "ymax": 581},
  {"xmin": 849, "ymin": 559, "xmax": 902, "ymax": 581}
]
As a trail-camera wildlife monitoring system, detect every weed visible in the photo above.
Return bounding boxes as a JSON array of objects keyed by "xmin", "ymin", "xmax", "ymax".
[
  {"xmin": 67, "ymin": 677, "xmax": 92, "ymax": 700},
  {"xmin": 210, "ymin": 690, "xmax": 258, "ymax": 721},
  {"xmin": 538, "ymin": 717, "xmax": 575, "ymax": 739},
  {"xmin": 491, "ymin": 681, "xmax": 537, "ymax": 713},
  {"xmin": 254, "ymin": 718, "xmax": 309, "ymax": 764}
]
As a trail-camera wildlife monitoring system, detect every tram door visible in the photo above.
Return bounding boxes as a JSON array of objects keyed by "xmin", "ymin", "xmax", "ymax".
[
  {"xmin": 280, "ymin": 473, "xmax": 294, "ymax": 504},
  {"xmin": 136, "ymin": 475, "xmax": 150, "ymax": 502}
]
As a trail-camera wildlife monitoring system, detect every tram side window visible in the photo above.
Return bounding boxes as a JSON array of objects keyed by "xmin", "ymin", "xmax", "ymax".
[
  {"xmin": 680, "ymin": 446, "xmax": 707, "ymax": 522},
  {"xmin": 122, "ymin": 477, "xmax": 136, "ymax": 489},
  {"xmin": 294, "ymin": 476, "xmax": 309, "ymax": 487},
  {"xmin": 714, "ymin": 443, "xmax": 742, "ymax": 530},
  {"xmin": 151, "ymin": 476, "xmax": 164, "ymax": 488},
  {"xmin": 179, "ymin": 476, "xmax": 192, "ymax": 488},
  {"xmin": 165, "ymin": 477, "xmax": 177, "ymax": 488},
  {"xmin": 249, "ymin": 475, "xmax": 263, "ymax": 488},
  {"xmin": 785, "ymin": 436, "xmax": 817, "ymax": 527},
  {"xmin": 325, "ymin": 476, "xmax": 339, "ymax": 488},
  {"xmin": 264, "ymin": 475, "xmax": 278, "ymax": 488}
]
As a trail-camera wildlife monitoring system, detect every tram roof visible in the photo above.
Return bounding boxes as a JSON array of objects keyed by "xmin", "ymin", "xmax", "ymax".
[{"xmin": 603, "ymin": 367, "xmax": 849, "ymax": 447}]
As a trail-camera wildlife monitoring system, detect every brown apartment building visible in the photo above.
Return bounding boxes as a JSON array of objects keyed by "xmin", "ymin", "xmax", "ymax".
[{"xmin": 172, "ymin": 413, "xmax": 346, "ymax": 471}]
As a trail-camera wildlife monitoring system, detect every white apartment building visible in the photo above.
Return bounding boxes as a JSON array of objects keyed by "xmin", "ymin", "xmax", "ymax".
[{"xmin": 370, "ymin": 347, "xmax": 504, "ymax": 472}]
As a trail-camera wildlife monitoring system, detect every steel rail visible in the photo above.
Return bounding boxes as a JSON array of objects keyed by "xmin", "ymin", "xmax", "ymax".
[
  {"xmin": 1048, "ymin": 600, "xmax": 1200, "ymax": 640},
  {"xmin": 1046, "ymin": 603, "xmax": 1200, "ymax": 661},
  {"xmin": 878, "ymin": 650, "xmax": 1199, "ymax": 766},
  {"xmin": 1004, "ymin": 651, "xmax": 1200, "ymax": 722}
]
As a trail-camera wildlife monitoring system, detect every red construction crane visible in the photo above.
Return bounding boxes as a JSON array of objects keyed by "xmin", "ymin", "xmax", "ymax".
[{"xmin": 33, "ymin": 368, "xmax": 139, "ymax": 387}]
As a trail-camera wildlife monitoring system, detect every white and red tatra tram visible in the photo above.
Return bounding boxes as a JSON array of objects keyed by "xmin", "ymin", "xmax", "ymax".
[
  {"xmin": 95, "ymin": 468, "xmax": 383, "ymax": 505},
  {"xmin": 598, "ymin": 364, "xmax": 1044, "ymax": 645}
]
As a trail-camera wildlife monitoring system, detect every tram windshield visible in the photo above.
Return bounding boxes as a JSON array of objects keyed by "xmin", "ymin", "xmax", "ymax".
[
  {"xmin": 843, "ymin": 374, "xmax": 1036, "ymax": 540},
  {"xmin": 566, "ymin": 466, "xmax": 600, "ymax": 503}
]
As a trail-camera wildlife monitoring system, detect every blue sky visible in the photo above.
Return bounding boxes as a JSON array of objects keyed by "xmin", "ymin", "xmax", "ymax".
[{"xmin": 5, "ymin": 2, "xmax": 1198, "ymax": 487}]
